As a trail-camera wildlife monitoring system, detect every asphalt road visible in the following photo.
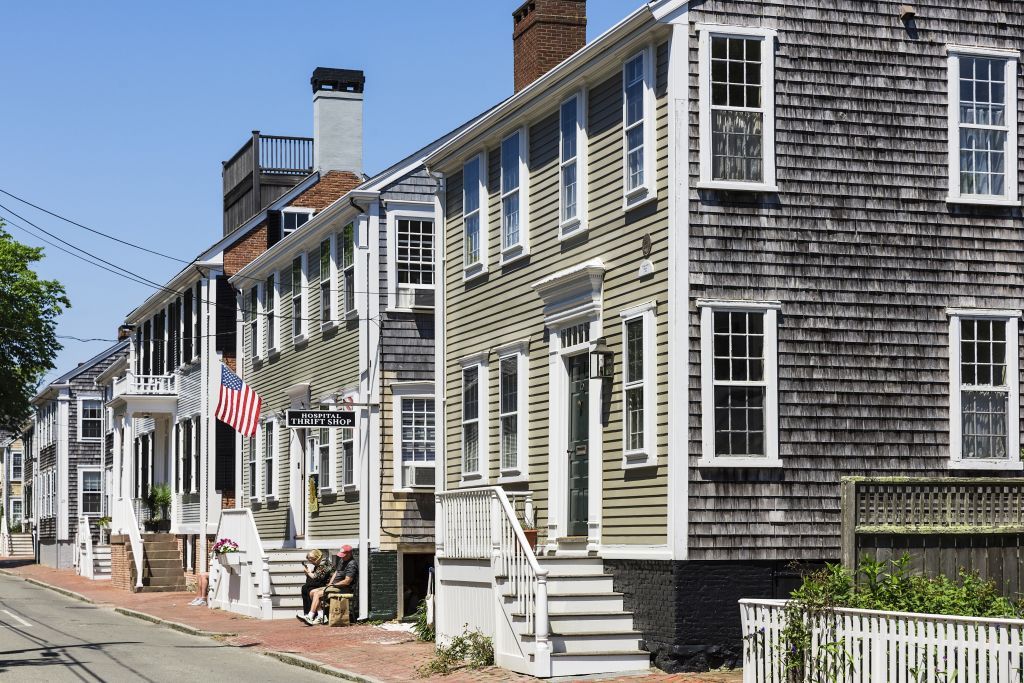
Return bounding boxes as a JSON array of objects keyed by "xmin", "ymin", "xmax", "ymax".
[{"xmin": 0, "ymin": 572, "xmax": 331, "ymax": 682}]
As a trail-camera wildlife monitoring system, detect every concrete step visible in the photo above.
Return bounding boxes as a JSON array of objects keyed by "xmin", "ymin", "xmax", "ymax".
[
  {"xmin": 547, "ymin": 651, "xmax": 651, "ymax": 677},
  {"xmin": 544, "ymin": 592, "xmax": 625, "ymax": 613},
  {"xmin": 523, "ymin": 630, "xmax": 644, "ymax": 654},
  {"xmin": 544, "ymin": 573, "xmax": 616, "ymax": 593},
  {"xmin": 514, "ymin": 611, "xmax": 636, "ymax": 635},
  {"xmin": 534, "ymin": 557, "xmax": 605, "ymax": 576}
]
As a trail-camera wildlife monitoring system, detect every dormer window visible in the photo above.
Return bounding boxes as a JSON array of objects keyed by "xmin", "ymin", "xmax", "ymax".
[{"xmin": 282, "ymin": 209, "xmax": 313, "ymax": 237}]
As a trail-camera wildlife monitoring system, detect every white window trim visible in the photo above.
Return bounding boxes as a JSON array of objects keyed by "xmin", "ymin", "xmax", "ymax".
[
  {"xmin": 291, "ymin": 253, "xmax": 309, "ymax": 344},
  {"xmin": 386, "ymin": 202, "xmax": 436, "ymax": 312},
  {"xmin": 247, "ymin": 283, "xmax": 262, "ymax": 363},
  {"xmin": 500, "ymin": 128, "xmax": 530, "ymax": 264},
  {"xmin": 698, "ymin": 299, "xmax": 781, "ymax": 468},
  {"xmin": 319, "ymin": 234, "xmax": 338, "ymax": 330},
  {"xmin": 620, "ymin": 302, "xmax": 658, "ymax": 469},
  {"xmin": 462, "ymin": 152, "xmax": 489, "ymax": 280},
  {"xmin": 559, "ymin": 91, "xmax": 589, "ymax": 239},
  {"xmin": 77, "ymin": 396, "xmax": 103, "ymax": 443},
  {"xmin": 266, "ymin": 271, "xmax": 280, "ymax": 358},
  {"xmin": 281, "ymin": 207, "xmax": 316, "ymax": 238},
  {"xmin": 247, "ymin": 433, "xmax": 258, "ymax": 502},
  {"xmin": 336, "ymin": 221, "xmax": 359, "ymax": 321},
  {"xmin": 391, "ymin": 382, "xmax": 436, "ymax": 493},
  {"xmin": 622, "ymin": 45, "xmax": 658, "ymax": 209},
  {"xmin": 77, "ymin": 466, "xmax": 102, "ymax": 517},
  {"xmin": 330, "ymin": 391, "xmax": 359, "ymax": 491},
  {"xmin": 947, "ymin": 308, "xmax": 1023, "ymax": 470},
  {"xmin": 946, "ymin": 46, "xmax": 1020, "ymax": 206},
  {"xmin": 459, "ymin": 353, "xmax": 489, "ymax": 484},
  {"xmin": 697, "ymin": 24, "xmax": 779, "ymax": 192},
  {"xmin": 262, "ymin": 417, "xmax": 279, "ymax": 501},
  {"xmin": 496, "ymin": 341, "xmax": 529, "ymax": 481},
  {"xmin": 10, "ymin": 450, "xmax": 22, "ymax": 482}
]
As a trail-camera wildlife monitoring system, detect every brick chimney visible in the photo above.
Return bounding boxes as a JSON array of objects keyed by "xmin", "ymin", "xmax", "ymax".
[{"xmin": 513, "ymin": 0, "xmax": 587, "ymax": 93}]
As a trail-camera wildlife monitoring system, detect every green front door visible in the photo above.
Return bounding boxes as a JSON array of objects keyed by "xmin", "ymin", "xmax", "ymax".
[{"xmin": 567, "ymin": 354, "xmax": 589, "ymax": 537}]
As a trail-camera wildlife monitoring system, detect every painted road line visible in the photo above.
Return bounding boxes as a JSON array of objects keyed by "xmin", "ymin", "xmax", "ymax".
[{"xmin": 1, "ymin": 609, "xmax": 32, "ymax": 627}]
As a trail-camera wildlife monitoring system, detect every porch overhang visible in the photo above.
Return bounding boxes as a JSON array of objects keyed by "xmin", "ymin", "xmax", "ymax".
[{"xmin": 531, "ymin": 258, "xmax": 605, "ymax": 327}]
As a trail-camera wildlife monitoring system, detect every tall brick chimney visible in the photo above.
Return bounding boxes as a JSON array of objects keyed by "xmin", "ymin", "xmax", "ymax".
[{"xmin": 513, "ymin": 0, "xmax": 587, "ymax": 93}]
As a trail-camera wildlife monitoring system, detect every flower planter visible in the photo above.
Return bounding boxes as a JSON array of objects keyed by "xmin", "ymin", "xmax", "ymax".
[
  {"xmin": 522, "ymin": 528, "xmax": 539, "ymax": 551},
  {"xmin": 217, "ymin": 552, "xmax": 240, "ymax": 572}
]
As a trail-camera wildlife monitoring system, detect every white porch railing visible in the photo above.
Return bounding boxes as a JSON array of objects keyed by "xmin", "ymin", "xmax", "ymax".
[
  {"xmin": 436, "ymin": 487, "xmax": 550, "ymax": 676},
  {"xmin": 75, "ymin": 516, "xmax": 94, "ymax": 579},
  {"xmin": 208, "ymin": 509, "xmax": 271, "ymax": 619},
  {"xmin": 112, "ymin": 372, "xmax": 177, "ymax": 398},
  {"xmin": 741, "ymin": 598, "xmax": 1024, "ymax": 683},
  {"xmin": 113, "ymin": 497, "xmax": 144, "ymax": 591},
  {"xmin": 176, "ymin": 493, "xmax": 201, "ymax": 526},
  {"xmin": 0, "ymin": 513, "xmax": 10, "ymax": 557}
]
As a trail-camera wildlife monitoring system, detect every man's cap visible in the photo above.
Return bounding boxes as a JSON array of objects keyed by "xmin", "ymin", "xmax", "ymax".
[{"xmin": 337, "ymin": 544, "xmax": 353, "ymax": 556}]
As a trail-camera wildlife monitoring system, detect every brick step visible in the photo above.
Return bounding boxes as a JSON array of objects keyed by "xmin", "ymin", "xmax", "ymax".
[
  {"xmin": 139, "ymin": 583, "xmax": 187, "ymax": 593},
  {"xmin": 141, "ymin": 566, "xmax": 186, "ymax": 579}
]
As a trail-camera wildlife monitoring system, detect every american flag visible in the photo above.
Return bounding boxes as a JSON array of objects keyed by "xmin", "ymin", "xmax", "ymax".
[{"xmin": 215, "ymin": 364, "xmax": 262, "ymax": 437}]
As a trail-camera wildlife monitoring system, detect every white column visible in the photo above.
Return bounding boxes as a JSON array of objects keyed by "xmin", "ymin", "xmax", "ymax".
[{"xmin": 56, "ymin": 389, "xmax": 71, "ymax": 542}]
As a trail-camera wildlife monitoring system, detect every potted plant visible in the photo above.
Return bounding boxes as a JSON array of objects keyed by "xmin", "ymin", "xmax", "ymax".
[
  {"xmin": 145, "ymin": 485, "xmax": 173, "ymax": 532},
  {"xmin": 520, "ymin": 510, "xmax": 539, "ymax": 551},
  {"xmin": 212, "ymin": 538, "xmax": 240, "ymax": 571},
  {"xmin": 97, "ymin": 516, "xmax": 112, "ymax": 543}
]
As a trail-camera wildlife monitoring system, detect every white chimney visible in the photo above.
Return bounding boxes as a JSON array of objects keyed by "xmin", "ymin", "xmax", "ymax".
[{"xmin": 311, "ymin": 68, "xmax": 364, "ymax": 176}]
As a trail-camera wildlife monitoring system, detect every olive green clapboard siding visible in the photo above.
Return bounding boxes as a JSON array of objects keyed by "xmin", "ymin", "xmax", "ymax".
[
  {"xmin": 241, "ymin": 236, "xmax": 362, "ymax": 542},
  {"xmin": 443, "ymin": 42, "xmax": 670, "ymax": 547}
]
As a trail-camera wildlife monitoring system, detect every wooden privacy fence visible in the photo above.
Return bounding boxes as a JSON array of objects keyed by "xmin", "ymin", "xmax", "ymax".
[
  {"xmin": 841, "ymin": 478, "xmax": 1024, "ymax": 595},
  {"xmin": 741, "ymin": 598, "xmax": 1024, "ymax": 683}
]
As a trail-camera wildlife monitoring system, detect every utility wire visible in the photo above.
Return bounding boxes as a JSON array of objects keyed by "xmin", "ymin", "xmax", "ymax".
[{"xmin": 0, "ymin": 187, "xmax": 192, "ymax": 264}]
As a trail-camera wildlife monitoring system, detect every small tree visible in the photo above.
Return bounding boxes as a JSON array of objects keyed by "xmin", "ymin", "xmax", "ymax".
[{"xmin": 0, "ymin": 222, "xmax": 70, "ymax": 432}]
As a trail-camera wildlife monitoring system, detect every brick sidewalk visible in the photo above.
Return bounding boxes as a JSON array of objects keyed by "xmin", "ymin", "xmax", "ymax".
[{"xmin": 0, "ymin": 561, "xmax": 741, "ymax": 683}]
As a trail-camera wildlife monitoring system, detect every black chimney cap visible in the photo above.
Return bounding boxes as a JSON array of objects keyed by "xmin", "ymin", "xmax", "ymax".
[{"xmin": 311, "ymin": 68, "xmax": 365, "ymax": 94}]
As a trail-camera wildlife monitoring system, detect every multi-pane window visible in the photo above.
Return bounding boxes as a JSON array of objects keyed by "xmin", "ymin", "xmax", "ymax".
[
  {"xmin": 246, "ymin": 286, "xmax": 259, "ymax": 358},
  {"xmin": 81, "ymin": 470, "xmax": 102, "ymax": 515},
  {"xmin": 282, "ymin": 210, "xmax": 311, "ymax": 237},
  {"xmin": 318, "ymin": 426, "xmax": 331, "ymax": 490},
  {"xmin": 182, "ymin": 289, "xmax": 194, "ymax": 360},
  {"xmin": 401, "ymin": 398, "xmax": 435, "ymax": 488},
  {"xmin": 699, "ymin": 28, "xmax": 776, "ymax": 189},
  {"xmin": 80, "ymin": 399, "xmax": 103, "ymax": 440},
  {"xmin": 958, "ymin": 318, "xmax": 1010, "ymax": 460},
  {"xmin": 320, "ymin": 238, "xmax": 333, "ymax": 324},
  {"xmin": 263, "ymin": 421, "xmax": 275, "ymax": 497},
  {"xmin": 624, "ymin": 318, "xmax": 645, "ymax": 452},
  {"xmin": 463, "ymin": 156, "xmax": 483, "ymax": 268},
  {"xmin": 624, "ymin": 53, "xmax": 647, "ymax": 192},
  {"xmin": 10, "ymin": 500, "xmax": 22, "ymax": 525},
  {"xmin": 499, "ymin": 356, "xmax": 519, "ymax": 470},
  {"xmin": 462, "ymin": 367, "xmax": 480, "ymax": 474},
  {"xmin": 397, "ymin": 219, "xmax": 435, "ymax": 286},
  {"xmin": 701, "ymin": 304, "xmax": 779, "ymax": 465},
  {"xmin": 247, "ymin": 435, "xmax": 257, "ymax": 498},
  {"xmin": 341, "ymin": 224, "xmax": 356, "ymax": 314},
  {"xmin": 501, "ymin": 131, "xmax": 523, "ymax": 252},
  {"xmin": 265, "ymin": 273, "xmax": 277, "ymax": 351},
  {"xmin": 560, "ymin": 96, "xmax": 580, "ymax": 224},
  {"xmin": 953, "ymin": 53, "xmax": 1015, "ymax": 199},
  {"xmin": 291, "ymin": 257, "xmax": 304, "ymax": 339},
  {"xmin": 179, "ymin": 420, "xmax": 193, "ymax": 494},
  {"xmin": 194, "ymin": 282, "xmax": 202, "ymax": 360},
  {"xmin": 341, "ymin": 427, "xmax": 355, "ymax": 488},
  {"xmin": 11, "ymin": 451, "xmax": 22, "ymax": 481}
]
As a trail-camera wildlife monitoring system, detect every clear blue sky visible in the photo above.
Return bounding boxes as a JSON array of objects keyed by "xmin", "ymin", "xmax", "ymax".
[{"xmin": 1, "ymin": 1, "xmax": 641, "ymax": 383}]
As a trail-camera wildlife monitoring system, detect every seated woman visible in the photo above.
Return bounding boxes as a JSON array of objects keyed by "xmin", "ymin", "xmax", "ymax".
[
  {"xmin": 296, "ymin": 549, "xmax": 332, "ymax": 623},
  {"xmin": 301, "ymin": 545, "xmax": 357, "ymax": 626}
]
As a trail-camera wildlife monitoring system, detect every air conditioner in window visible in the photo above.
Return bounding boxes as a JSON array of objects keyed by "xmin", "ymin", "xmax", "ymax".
[
  {"xmin": 403, "ymin": 463, "xmax": 435, "ymax": 489},
  {"xmin": 396, "ymin": 286, "xmax": 435, "ymax": 310}
]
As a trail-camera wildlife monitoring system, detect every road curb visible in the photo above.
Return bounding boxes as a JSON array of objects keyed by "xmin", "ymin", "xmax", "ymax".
[
  {"xmin": 22, "ymin": 577, "xmax": 95, "ymax": 604},
  {"xmin": 113, "ymin": 607, "xmax": 234, "ymax": 638},
  {"xmin": 264, "ymin": 651, "xmax": 385, "ymax": 683}
]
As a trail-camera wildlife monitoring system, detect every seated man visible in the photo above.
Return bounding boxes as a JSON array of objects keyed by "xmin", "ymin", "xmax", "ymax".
[
  {"xmin": 301, "ymin": 545, "xmax": 357, "ymax": 626},
  {"xmin": 296, "ymin": 549, "xmax": 332, "ymax": 623}
]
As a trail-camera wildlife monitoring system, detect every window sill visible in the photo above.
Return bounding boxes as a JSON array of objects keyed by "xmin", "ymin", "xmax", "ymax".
[
  {"xmin": 463, "ymin": 263, "xmax": 488, "ymax": 282},
  {"xmin": 622, "ymin": 451, "xmax": 656, "ymax": 469},
  {"xmin": 264, "ymin": 494, "xmax": 277, "ymax": 503},
  {"xmin": 249, "ymin": 496, "xmax": 261, "ymax": 505},
  {"xmin": 624, "ymin": 185, "xmax": 657, "ymax": 211},
  {"xmin": 949, "ymin": 460, "xmax": 1024, "ymax": 471},
  {"xmin": 946, "ymin": 195, "xmax": 1021, "ymax": 207},
  {"xmin": 697, "ymin": 180, "xmax": 779, "ymax": 193},
  {"xmin": 500, "ymin": 243, "xmax": 529, "ymax": 265},
  {"xmin": 267, "ymin": 348, "xmax": 280, "ymax": 361},
  {"xmin": 460, "ymin": 473, "xmax": 486, "ymax": 487},
  {"xmin": 342, "ymin": 484, "xmax": 358, "ymax": 493},
  {"xmin": 498, "ymin": 468, "xmax": 527, "ymax": 484},
  {"xmin": 293, "ymin": 334, "xmax": 309, "ymax": 349},
  {"xmin": 318, "ymin": 487, "xmax": 334, "ymax": 495},
  {"xmin": 698, "ymin": 457, "xmax": 783, "ymax": 469},
  {"xmin": 320, "ymin": 320, "xmax": 338, "ymax": 334},
  {"xmin": 386, "ymin": 306, "xmax": 435, "ymax": 314}
]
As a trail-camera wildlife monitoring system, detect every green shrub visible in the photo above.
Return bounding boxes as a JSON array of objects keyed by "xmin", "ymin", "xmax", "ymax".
[{"xmin": 412, "ymin": 599, "xmax": 435, "ymax": 642}]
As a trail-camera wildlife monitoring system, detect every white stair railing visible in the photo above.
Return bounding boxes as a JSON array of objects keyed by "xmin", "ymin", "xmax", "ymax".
[
  {"xmin": 1, "ymin": 513, "xmax": 11, "ymax": 557},
  {"xmin": 76, "ymin": 516, "xmax": 95, "ymax": 579},
  {"xmin": 209, "ymin": 509, "xmax": 271, "ymax": 618},
  {"xmin": 113, "ymin": 497, "xmax": 144, "ymax": 590},
  {"xmin": 437, "ymin": 487, "xmax": 550, "ymax": 676}
]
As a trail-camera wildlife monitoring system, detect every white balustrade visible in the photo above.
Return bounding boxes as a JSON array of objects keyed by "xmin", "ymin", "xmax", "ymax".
[
  {"xmin": 208, "ymin": 509, "xmax": 271, "ymax": 619},
  {"xmin": 76, "ymin": 516, "xmax": 94, "ymax": 579},
  {"xmin": 113, "ymin": 497, "xmax": 144, "ymax": 590},
  {"xmin": 741, "ymin": 598, "xmax": 1024, "ymax": 683},
  {"xmin": 1, "ymin": 513, "xmax": 11, "ymax": 557},
  {"xmin": 112, "ymin": 372, "xmax": 177, "ymax": 398}
]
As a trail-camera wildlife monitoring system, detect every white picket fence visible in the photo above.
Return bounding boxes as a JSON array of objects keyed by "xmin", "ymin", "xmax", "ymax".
[{"xmin": 741, "ymin": 599, "xmax": 1024, "ymax": 683}]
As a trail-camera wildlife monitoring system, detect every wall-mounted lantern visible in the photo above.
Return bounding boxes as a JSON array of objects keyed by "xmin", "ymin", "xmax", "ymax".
[{"xmin": 590, "ymin": 337, "xmax": 614, "ymax": 380}]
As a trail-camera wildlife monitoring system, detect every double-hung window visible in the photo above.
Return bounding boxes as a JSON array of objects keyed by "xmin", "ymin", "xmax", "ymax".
[
  {"xmin": 265, "ymin": 273, "xmax": 277, "ymax": 353},
  {"xmin": 560, "ymin": 93, "xmax": 587, "ymax": 237},
  {"xmin": 194, "ymin": 282, "xmax": 202, "ymax": 361},
  {"xmin": 698, "ymin": 26, "xmax": 777, "ymax": 190},
  {"xmin": 949, "ymin": 310, "xmax": 1021, "ymax": 468},
  {"xmin": 463, "ymin": 154, "xmax": 487, "ymax": 276},
  {"xmin": 247, "ymin": 435, "xmax": 257, "ymax": 499},
  {"xmin": 246, "ymin": 286, "xmax": 259, "ymax": 359},
  {"xmin": 319, "ymin": 238, "xmax": 333, "ymax": 325},
  {"xmin": 621, "ymin": 303, "xmax": 657, "ymax": 467},
  {"xmin": 79, "ymin": 399, "xmax": 103, "ymax": 441},
  {"xmin": 500, "ymin": 129, "xmax": 528, "ymax": 260},
  {"xmin": 291, "ymin": 256, "xmax": 305, "ymax": 340},
  {"xmin": 263, "ymin": 420, "xmax": 275, "ymax": 497},
  {"xmin": 497, "ymin": 346, "xmax": 528, "ymax": 476},
  {"xmin": 397, "ymin": 219, "xmax": 434, "ymax": 289},
  {"xmin": 460, "ymin": 356, "xmax": 488, "ymax": 479},
  {"xmin": 317, "ymin": 425, "xmax": 332, "ymax": 491},
  {"xmin": 80, "ymin": 469, "xmax": 102, "ymax": 515},
  {"xmin": 340, "ymin": 223, "xmax": 356, "ymax": 316},
  {"xmin": 11, "ymin": 451, "xmax": 22, "ymax": 481},
  {"xmin": 340, "ymin": 427, "xmax": 355, "ymax": 488},
  {"xmin": 400, "ymin": 398, "xmax": 435, "ymax": 489},
  {"xmin": 623, "ymin": 49, "xmax": 654, "ymax": 203},
  {"xmin": 282, "ymin": 209, "xmax": 312, "ymax": 237},
  {"xmin": 699, "ymin": 301, "xmax": 780, "ymax": 466},
  {"xmin": 948, "ymin": 48, "xmax": 1019, "ymax": 204}
]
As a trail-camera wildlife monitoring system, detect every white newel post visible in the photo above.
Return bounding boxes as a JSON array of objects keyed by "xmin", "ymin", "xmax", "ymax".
[
  {"xmin": 490, "ymin": 492, "xmax": 501, "ymax": 568},
  {"xmin": 259, "ymin": 553, "xmax": 272, "ymax": 617},
  {"xmin": 534, "ymin": 568, "xmax": 551, "ymax": 676},
  {"xmin": 434, "ymin": 494, "xmax": 445, "ymax": 557}
]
